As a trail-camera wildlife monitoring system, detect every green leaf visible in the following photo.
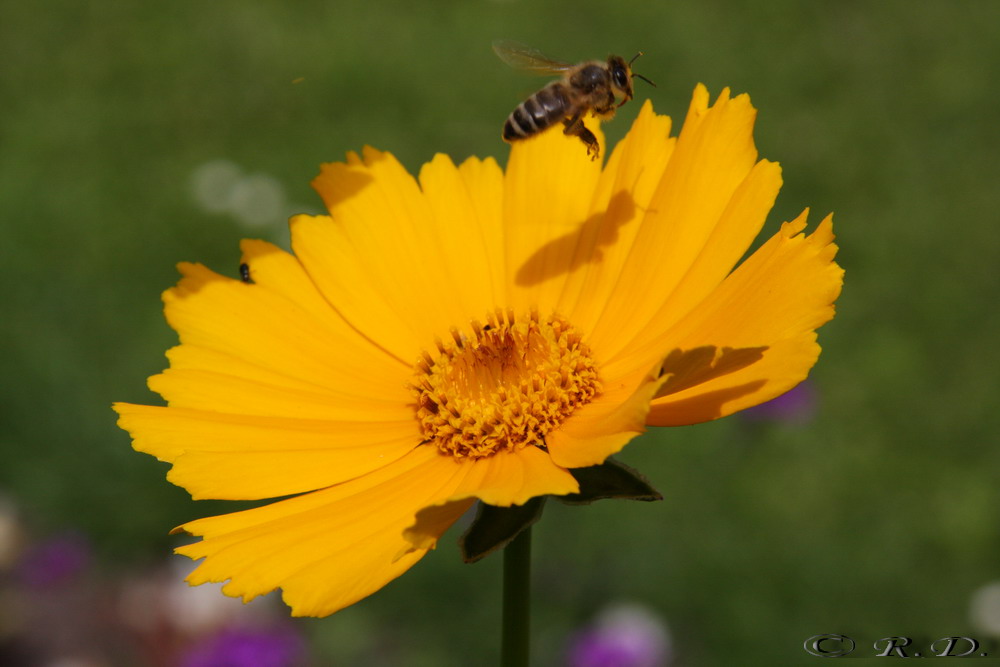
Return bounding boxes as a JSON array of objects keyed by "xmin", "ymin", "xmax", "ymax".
[
  {"xmin": 557, "ymin": 458, "xmax": 662, "ymax": 505},
  {"xmin": 459, "ymin": 497, "xmax": 547, "ymax": 564}
]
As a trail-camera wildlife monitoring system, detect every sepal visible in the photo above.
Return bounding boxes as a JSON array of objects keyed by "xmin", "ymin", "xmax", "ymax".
[
  {"xmin": 459, "ymin": 497, "xmax": 546, "ymax": 563},
  {"xmin": 557, "ymin": 458, "xmax": 662, "ymax": 505}
]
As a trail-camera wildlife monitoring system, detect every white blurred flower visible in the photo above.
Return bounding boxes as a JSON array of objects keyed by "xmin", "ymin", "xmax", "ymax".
[
  {"xmin": 228, "ymin": 173, "xmax": 287, "ymax": 228},
  {"xmin": 190, "ymin": 160, "xmax": 244, "ymax": 214},
  {"xmin": 970, "ymin": 581, "xmax": 1000, "ymax": 636},
  {"xmin": 119, "ymin": 556, "xmax": 275, "ymax": 638},
  {"xmin": 189, "ymin": 160, "xmax": 292, "ymax": 232},
  {"xmin": 164, "ymin": 558, "xmax": 254, "ymax": 635}
]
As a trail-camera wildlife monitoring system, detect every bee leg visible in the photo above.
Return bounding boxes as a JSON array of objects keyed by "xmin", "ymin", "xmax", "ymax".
[{"xmin": 562, "ymin": 113, "xmax": 600, "ymax": 160}]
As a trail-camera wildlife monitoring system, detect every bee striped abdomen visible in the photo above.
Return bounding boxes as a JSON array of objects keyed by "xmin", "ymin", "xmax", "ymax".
[{"xmin": 503, "ymin": 83, "xmax": 569, "ymax": 141}]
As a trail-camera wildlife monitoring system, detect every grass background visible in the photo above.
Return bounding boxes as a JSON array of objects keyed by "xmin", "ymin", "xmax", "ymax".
[{"xmin": 2, "ymin": 1, "xmax": 999, "ymax": 664}]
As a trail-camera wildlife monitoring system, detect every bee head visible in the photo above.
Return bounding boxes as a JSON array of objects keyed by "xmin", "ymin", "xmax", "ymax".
[
  {"xmin": 607, "ymin": 55, "xmax": 634, "ymax": 105},
  {"xmin": 609, "ymin": 52, "xmax": 655, "ymax": 108}
]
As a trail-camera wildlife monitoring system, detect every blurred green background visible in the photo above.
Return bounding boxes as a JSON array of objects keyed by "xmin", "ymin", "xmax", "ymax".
[{"xmin": 3, "ymin": 0, "xmax": 999, "ymax": 665}]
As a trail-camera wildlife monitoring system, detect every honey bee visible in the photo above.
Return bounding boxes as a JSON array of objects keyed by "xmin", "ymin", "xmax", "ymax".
[{"xmin": 493, "ymin": 40, "xmax": 654, "ymax": 159}]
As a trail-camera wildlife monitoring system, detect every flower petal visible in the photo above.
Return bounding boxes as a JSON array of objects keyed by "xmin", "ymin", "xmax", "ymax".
[
  {"xmin": 582, "ymin": 87, "xmax": 772, "ymax": 363},
  {"xmin": 546, "ymin": 364, "xmax": 666, "ymax": 469},
  {"xmin": 417, "ymin": 153, "xmax": 507, "ymax": 312},
  {"xmin": 113, "ymin": 404, "xmax": 419, "ymax": 499},
  {"xmin": 560, "ymin": 100, "xmax": 676, "ymax": 335},
  {"xmin": 457, "ymin": 444, "xmax": 580, "ymax": 507},
  {"xmin": 147, "ymin": 365, "xmax": 412, "ymax": 422},
  {"xmin": 176, "ymin": 446, "xmax": 469, "ymax": 617},
  {"xmin": 503, "ymin": 119, "xmax": 604, "ymax": 315},
  {"xmin": 161, "ymin": 243, "xmax": 409, "ymax": 411},
  {"xmin": 296, "ymin": 148, "xmax": 488, "ymax": 363},
  {"xmin": 403, "ymin": 445, "xmax": 578, "ymax": 550},
  {"xmin": 175, "ymin": 443, "xmax": 576, "ymax": 617},
  {"xmin": 646, "ymin": 212, "xmax": 843, "ymax": 425}
]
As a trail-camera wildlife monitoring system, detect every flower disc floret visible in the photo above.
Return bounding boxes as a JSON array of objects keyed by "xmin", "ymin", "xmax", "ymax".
[{"xmin": 412, "ymin": 309, "xmax": 602, "ymax": 459}]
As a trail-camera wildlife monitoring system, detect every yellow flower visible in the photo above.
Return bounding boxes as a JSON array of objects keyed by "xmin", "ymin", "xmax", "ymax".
[{"xmin": 114, "ymin": 85, "xmax": 843, "ymax": 617}]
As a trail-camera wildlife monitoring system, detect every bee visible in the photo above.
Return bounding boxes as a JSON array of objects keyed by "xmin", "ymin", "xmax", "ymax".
[{"xmin": 493, "ymin": 40, "xmax": 654, "ymax": 159}]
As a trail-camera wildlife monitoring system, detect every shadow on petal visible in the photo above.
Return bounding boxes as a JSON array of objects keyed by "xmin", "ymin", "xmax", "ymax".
[
  {"xmin": 515, "ymin": 190, "xmax": 638, "ymax": 286},
  {"xmin": 655, "ymin": 345, "xmax": 768, "ymax": 397},
  {"xmin": 401, "ymin": 498, "xmax": 477, "ymax": 556},
  {"xmin": 650, "ymin": 380, "xmax": 767, "ymax": 424},
  {"xmin": 310, "ymin": 149, "xmax": 380, "ymax": 211}
]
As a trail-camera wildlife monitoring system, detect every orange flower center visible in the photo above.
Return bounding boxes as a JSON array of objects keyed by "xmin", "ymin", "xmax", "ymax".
[{"xmin": 411, "ymin": 309, "xmax": 602, "ymax": 459}]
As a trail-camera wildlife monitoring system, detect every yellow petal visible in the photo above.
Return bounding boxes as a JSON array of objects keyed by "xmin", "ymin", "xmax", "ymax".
[
  {"xmin": 417, "ymin": 153, "xmax": 507, "ymax": 312},
  {"xmin": 454, "ymin": 445, "xmax": 579, "ymax": 507},
  {"xmin": 647, "ymin": 340, "xmax": 819, "ymax": 425},
  {"xmin": 584, "ymin": 86, "xmax": 769, "ymax": 363},
  {"xmin": 610, "ymin": 158, "xmax": 782, "ymax": 371},
  {"xmin": 176, "ymin": 446, "xmax": 455, "ymax": 617},
  {"xmin": 162, "ymin": 245, "xmax": 409, "ymax": 409},
  {"xmin": 560, "ymin": 100, "xmax": 676, "ymax": 336},
  {"xmin": 175, "ymin": 443, "xmax": 575, "ymax": 617},
  {"xmin": 403, "ymin": 446, "xmax": 578, "ymax": 549},
  {"xmin": 400, "ymin": 499, "xmax": 476, "ymax": 553},
  {"xmin": 147, "ymin": 366, "xmax": 412, "ymax": 422},
  {"xmin": 297, "ymin": 148, "xmax": 482, "ymax": 363},
  {"xmin": 646, "ymin": 212, "xmax": 843, "ymax": 425},
  {"xmin": 503, "ymin": 118, "xmax": 604, "ymax": 315},
  {"xmin": 546, "ymin": 363, "xmax": 666, "ymax": 468},
  {"xmin": 113, "ymin": 404, "xmax": 419, "ymax": 499}
]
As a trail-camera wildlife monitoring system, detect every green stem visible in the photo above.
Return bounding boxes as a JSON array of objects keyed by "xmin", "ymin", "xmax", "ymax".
[{"xmin": 501, "ymin": 526, "xmax": 532, "ymax": 667}]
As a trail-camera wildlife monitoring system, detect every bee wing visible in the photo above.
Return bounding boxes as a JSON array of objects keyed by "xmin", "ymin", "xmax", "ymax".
[{"xmin": 492, "ymin": 40, "xmax": 573, "ymax": 75}]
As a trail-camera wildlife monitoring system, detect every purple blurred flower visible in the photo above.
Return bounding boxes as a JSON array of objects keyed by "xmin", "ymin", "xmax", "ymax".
[
  {"xmin": 180, "ymin": 626, "xmax": 306, "ymax": 667},
  {"xmin": 741, "ymin": 380, "xmax": 817, "ymax": 424},
  {"xmin": 17, "ymin": 531, "xmax": 91, "ymax": 588},
  {"xmin": 567, "ymin": 603, "xmax": 671, "ymax": 667}
]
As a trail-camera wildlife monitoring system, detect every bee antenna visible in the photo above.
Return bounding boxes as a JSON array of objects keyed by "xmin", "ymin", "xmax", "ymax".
[
  {"xmin": 628, "ymin": 51, "xmax": 644, "ymax": 66},
  {"xmin": 634, "ymin": 72, "xmax": 657, "ymax": 87}
]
